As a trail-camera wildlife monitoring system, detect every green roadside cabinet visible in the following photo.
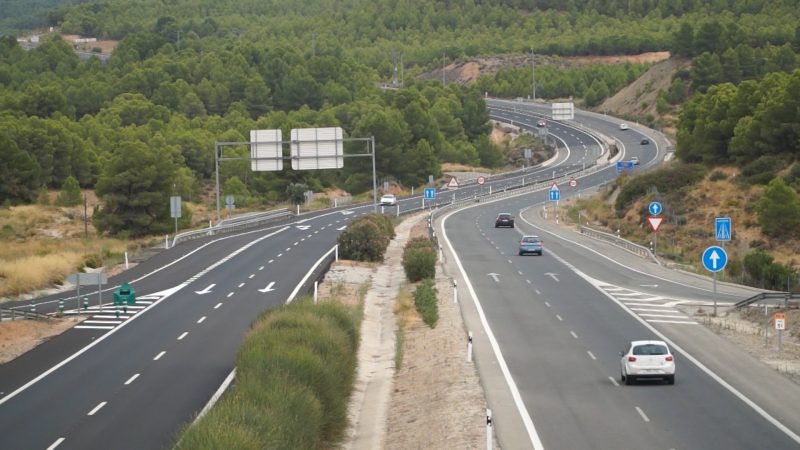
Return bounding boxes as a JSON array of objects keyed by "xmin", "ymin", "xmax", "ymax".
[{"xmin": 113, "ymin": 283, "xmax": 136, "ymax": 306}]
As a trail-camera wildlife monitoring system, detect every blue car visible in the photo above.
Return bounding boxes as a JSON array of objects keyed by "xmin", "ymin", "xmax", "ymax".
[{"xmin": 518, "ymin": 235, "xmax": 543, "ymax": 256}]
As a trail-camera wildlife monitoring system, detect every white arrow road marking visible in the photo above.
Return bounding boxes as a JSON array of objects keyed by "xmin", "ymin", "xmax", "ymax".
[
  {"xmin": 341, "ymin": 210, "xmax": 354, "ymax": 215},
  {"xmin": 258, "ymin": 282, "xmax": 276, "ymax": 293},
  {"xmin": 487, "ymin": 273, "xmax": 500, "ymax": 283},
  {"xmin": 544, "ymin": 272, "xmax": 560, "ymax": 282},
  {"xmin": 337, "ymin": 226, "xmax": 347, "ymax": 230},
  {"xmin": 194, "ymin": 283, "xmax": 216, "ymax": 295},
  {"xmin": 296, "ymin": 225, "xmax": 311, "ymax": 230}
]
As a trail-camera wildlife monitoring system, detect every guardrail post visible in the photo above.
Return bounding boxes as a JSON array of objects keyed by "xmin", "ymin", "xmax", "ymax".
[{"xmin": 29, "ymin": 303, "xmax": 36, "ymax": 317}]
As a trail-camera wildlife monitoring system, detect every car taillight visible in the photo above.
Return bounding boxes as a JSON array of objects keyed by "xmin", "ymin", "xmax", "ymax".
[
  {"xmin": 628, "ymin": 356, "xmax": 636, "ymax": 362},
  {"xmin": 665, "ymin": 356, "xmax": 673, "ymax": 362}
]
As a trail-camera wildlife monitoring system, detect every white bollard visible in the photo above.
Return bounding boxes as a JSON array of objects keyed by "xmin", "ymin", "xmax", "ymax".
[
  {"xmin": 335, "ymin": 245, "xmax": 339, "ymax": 261},
  {"xmin": 486, "ymin": 408, "xmax": 493, "ymax": 450},
  {"xmin": 453, "ymin": 280, "xmax": 458, "ymax": 304},
  {"xmin": 314, "ymin": 281, "xmax": 318, "ymax": 304},
  {"xmin": 165, "ymin": 235, "xmax": 169, "ymax": 249},
  {"xmin": 124, "ymin": 252, "xmax": 129, "ymax": 269},
  {"xmin": 467, "ymin": 331, "xmax": 473, "ymax": 362}
]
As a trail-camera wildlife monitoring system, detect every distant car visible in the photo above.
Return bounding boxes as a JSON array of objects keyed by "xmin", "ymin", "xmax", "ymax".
[
  {"xmin": 620, "ymin": 340, "xmax": 675, "ymax": 385},
  {"xmin": 495, "ymin": 213, "xmax": 514, "ymax": 228},
  {"xmin": 630, "ymin": 156, "xmax": 640, "ymax": 165},
  {"xmin": 640, "ymin": 138, "xmax": 650, "ymax": 145},
  {"xmin": 537, "ymin": 120, "xmax": 547, "ymax": 127},
  {"xmin": 380, "ymin": 194, "xmax": 397, "ymax": 206},
  {"xmin": 518, "ymin": 235, "xmax": 543, "ymax": 256},
  {"xmin": 619, "ymin": 123, "xmax": 629, "ymax": 130}
]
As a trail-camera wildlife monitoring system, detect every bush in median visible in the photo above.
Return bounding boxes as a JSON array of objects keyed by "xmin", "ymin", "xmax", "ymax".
[
  {"xmin": 413, "ymin": 278, "xmax": 439, "ymax": 328},
  {"xmin": 402, "ymin": 237, "xmax": 437, "ymax": 281},
  {"xmin": 174, "ymin": 300, "xmax": 359, "ymax": 449},
  {"xmin": 337, "ymin": 213, "xmax": 393, "ymax": 262}
]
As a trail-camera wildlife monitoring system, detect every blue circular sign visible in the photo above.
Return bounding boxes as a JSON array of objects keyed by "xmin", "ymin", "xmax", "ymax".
[
  {"xmin": 648, "ymin": 201, "xmax": 663, "ymax": 216},
  {"xmin": 702, "ymin": 246, "xmax": 728, "ymax": 273}
]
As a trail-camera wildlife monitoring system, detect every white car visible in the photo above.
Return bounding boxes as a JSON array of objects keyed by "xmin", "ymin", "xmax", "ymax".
[
  {"xmin": 379, "ymin": 194, "xmax": 397, "ymax": 206},
  {"xmin": 630, "ymin": 156, "xmax": 640, "ymax": 165},
  {"xmin": 619, "ymin": 123, "xmax": 629, "ymax": 130},
  {"xmin": 620, "ymin": 340, "xmax": 675, "ymax": 385}
]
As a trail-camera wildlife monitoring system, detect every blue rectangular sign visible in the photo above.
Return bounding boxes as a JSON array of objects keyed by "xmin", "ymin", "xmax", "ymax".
[
  {"xmin": 424, "ymin": 187, "xmax": 436, "ymax": 200},
  {"xmin": 549, "ymin": 189, "xmax": 560, "ymax": 201},
  {"xmin": 715, "ymin": 217, "xmax": 731, "ymax": 241}
]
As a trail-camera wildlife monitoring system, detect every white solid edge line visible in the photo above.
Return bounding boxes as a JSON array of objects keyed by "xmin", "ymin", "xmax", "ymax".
[
  {"xmin": 47, "ymin": 437, "xmax": 65, "ymax": 450},
  {"xmin": 637, "ymin": 313, "xmax": 688, "ymax": 319},
  {"xmin": 441, "ymin": 209, "xmax": 545, "ymax": 450},
  {"xmin": 646, "ymin": 320, "xmax": 698, "ymax": 325},
  {"xmin": 195, "ymin": 368, "xmax": 236, "ymax": 423},
  {"xmin": 286, "ymin": 245, "xmax": 337, "ymax": 304},
  {"xmin": 0, "ymin": 226, "xmax": 293, "ymax": 407},
  {"xmin": 88, "ymin": 401, "xmax": 106, "ymax": 416},
  {"xmin": 525, "ymin": 215, "xmax": 800, "ymax": 444}
]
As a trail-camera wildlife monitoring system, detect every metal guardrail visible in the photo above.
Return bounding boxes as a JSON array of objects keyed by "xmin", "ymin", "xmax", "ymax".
[
  {"xmin": 734, "ymin": 292, "xmax": 800, "ymax": 309},
  {"xmin": 577, "ymin": 225, "xmax": 659, "ymax": 264},
  {"xmin": 171, "ymin": 208, "xmax": 292, "ymax": 247},
  {"xmin": 1, "ymin": 307, "xmax": 52, "ymax": 321}
]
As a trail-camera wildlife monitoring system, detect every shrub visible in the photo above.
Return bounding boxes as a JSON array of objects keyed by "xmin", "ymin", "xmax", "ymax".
[
  {"xmin": 402, "ymin": 237, "xmax": 437, "ymax": 281},
  {"xmin": 615, "ymin": 164, "xmax": 707, "ymax": 214},
  {"xmin": 740, "ymin": 155, "xmax": 783, "ymax": 185},
  {"xmin": 337, "ymin": 214, "xmax": 393, "ymax": 262},
  {"xmin": 176, "ymin": 301, "xmax": 358, "ymax": 448},
  {"xmin": 709, "ymin": 170, "xmax": 727, "ymax": 181},
  {"xmin": 413, "ymin": 279, "xmax": 438, "ymax": 328}
]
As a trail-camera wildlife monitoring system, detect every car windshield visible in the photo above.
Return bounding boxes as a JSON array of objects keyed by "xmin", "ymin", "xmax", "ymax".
[
  {"xmin": 498, "ymin": 214, "xmax": 511, "ymax": 219},
  {"xmin": 632, "ymin": 344, "xmax": 668, "ymax": 356},
  {"xmin": 522, "ymin": 237, "xmax": 540, "ymax": 243}
]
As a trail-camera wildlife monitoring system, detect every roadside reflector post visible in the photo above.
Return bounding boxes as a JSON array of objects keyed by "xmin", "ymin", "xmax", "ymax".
[
  {"xmin": 467, "ymin": 331, "xmax": 473, "ymax": 362},
  {"xmin": 335, "ymin": 245, "xmax": 339, "ymax": 262},
  {"xmin": 124, "ymin": 251, "xmax": 129, "ymax": 269},
  {"xmin": 58, "ymin": 299, "xmax": 64, "ymax": 317},
  {"xmin": 83, "ymin": 298, "xmax": 89, "ymax": 311},
  {"xmin": 453, "ymin": 279, "xmax": 458, "ymax": 304},
  {"xmin": 314, "ymin": 281, "xmax": 318, "ymax": 304},
  {"xmin": 165, "ymin": 234, "xmax": 169, "ymax": 249},
  {"xmin": 115, "ymin": 305, "xmax": 120, "ymax": 319},
  {"xmin": 486, "ymin": 408, "xmax": 493, "ymax": 450},
  {"xmin": 30, "ymin": 303, "xmax": 36, "ymax": 317}
]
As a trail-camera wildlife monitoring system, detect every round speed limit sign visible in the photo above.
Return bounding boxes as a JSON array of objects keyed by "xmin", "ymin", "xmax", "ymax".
[
  {"xmin": 477, "ymin": 176, "xmax": 486, "ymax": 185},
  {"xmin": 568, "ymin": 178, "xmax": 578, "ymax": 188}
]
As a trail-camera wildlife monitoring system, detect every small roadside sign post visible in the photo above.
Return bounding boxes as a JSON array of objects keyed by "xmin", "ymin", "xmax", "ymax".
[
  {"xmin": 702, "ymin": 245, "xmax": 728, "ymax": 316},
  {"xmin": 647, "ymin": 216, "xmax": 663, "ymax": 257},
  {"xmin": 549, "ymin": 182, "xmax": 560, "ymax": 224},
  {"xmin": 715, "ymin": 217, "xmax": 731, "ymax": 243},
  {"xmin": 68, "ymin": 272, "xmax": 108, "ymax": 311},
  {"xmin": 423, "ymin": 187, "xmax": 436, "ymax": 209},
  {"xmin": 775, "ymin": 312, "xmax": 786, "ymax": 356},
  {"xmin": 170, "ymin": 195, "xmax": 181, "ymax": 235}
]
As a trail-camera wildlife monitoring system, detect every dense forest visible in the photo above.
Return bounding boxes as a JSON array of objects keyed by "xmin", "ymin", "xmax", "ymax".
[{"xmin": 2, "ymin": 0, "xmax": 800, "ymax": 239}]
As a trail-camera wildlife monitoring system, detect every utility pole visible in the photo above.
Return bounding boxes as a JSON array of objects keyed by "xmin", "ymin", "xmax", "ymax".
[{"xmin": 531, "ymin": 48, "xmax": 536, "ymax": 101}]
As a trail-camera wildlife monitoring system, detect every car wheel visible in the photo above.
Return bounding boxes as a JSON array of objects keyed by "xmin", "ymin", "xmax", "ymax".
[
  {"xmin": 518, "ymin": 251, "xmax": 524, "ymax": 256},
  {"xmin": 666, "ymin": 375, "xmax": 675, "ymax": 385},
  {"xmin": 625, "ymin": 375, "xmax": 635, "ymax": 385}
]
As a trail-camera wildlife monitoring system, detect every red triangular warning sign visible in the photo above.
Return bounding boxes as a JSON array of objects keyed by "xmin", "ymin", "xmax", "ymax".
[
  {"xmin": 447, "ymin": 176, "xmax": 460, "ymax": 189},
  {"xmin": 647, "ymin": 216, "xmax": 663, "ymax": 232}
]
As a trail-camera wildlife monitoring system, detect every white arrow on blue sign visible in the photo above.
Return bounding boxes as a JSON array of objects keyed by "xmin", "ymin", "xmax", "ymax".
[
  {"xmin": 648, "ymin": 201, "xmax": 662, "ymax": 216},
  {"xmin": 702, "ymin": 245, "xmax": 728, "ymax": 273},
  {"xmin": 715, "ymin": 217, "xmax": 731, "ymax": 241},
  {"xmin": 549, "ymin": 188, "xmax": 560, "ymax": 201},
  {"xmin": 424, "ymin": 187, "xmax": 436, "ymax": 200}
]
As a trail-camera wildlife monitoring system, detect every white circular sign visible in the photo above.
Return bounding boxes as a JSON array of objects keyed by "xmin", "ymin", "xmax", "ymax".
[
  {"xmin": 477, "ymin": 176, "xmax": 486, "ymax": 185},
  {"xmin": 568, "ymin": 179, "xmax": 577, "ymax": 188}
]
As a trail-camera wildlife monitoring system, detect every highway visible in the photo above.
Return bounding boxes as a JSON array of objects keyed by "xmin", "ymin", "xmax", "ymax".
[
  {"xmin": 438, "ymin": 101, "xmax": 800, "ymax": 449},
  {"xmin": 4, "ymin": 98, "xmax": 797, "ymax": 450}
]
